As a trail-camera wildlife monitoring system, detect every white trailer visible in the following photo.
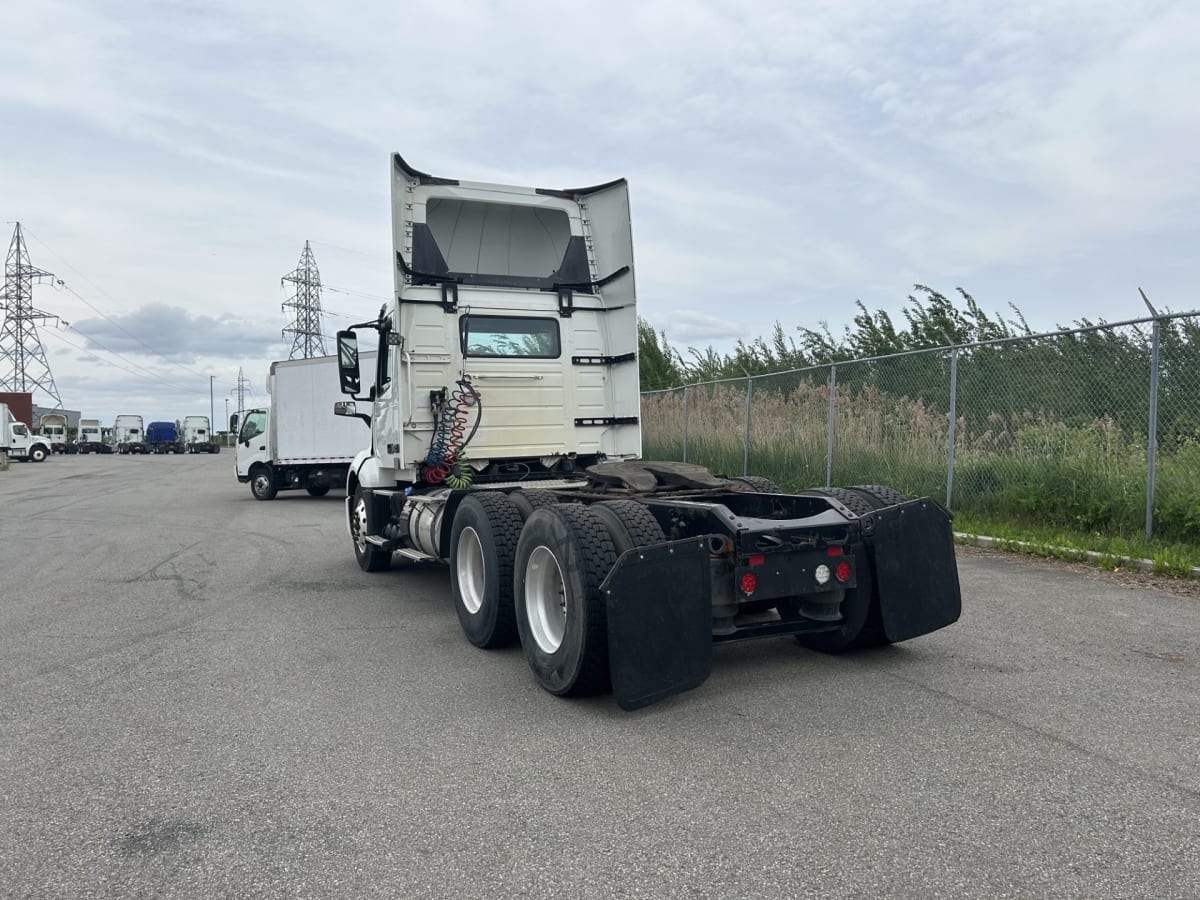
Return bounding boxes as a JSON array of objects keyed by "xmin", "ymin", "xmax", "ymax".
[
  {"xmin": 235, "ymin": 352, "xmax": 376, "ymax": 500},
  {"xmin": 78, "ymin": 418, "xmax": 105, "ymax": 454},
  {"xmin": 112, "ymin": 415, "xmax": 146, "ymax": 454},
  {"xmin": 2, "ymin": 403, "xmax": 51, "ymax": 462},
  {"xmin": 183, "ymin": 416, "xmax": 219, "ymax": 454}
]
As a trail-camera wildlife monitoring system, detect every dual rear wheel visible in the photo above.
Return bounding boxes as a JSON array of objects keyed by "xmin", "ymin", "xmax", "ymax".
[{"xmin": 450, "ymin": 494, "xmax": 666, "ymax": 696}]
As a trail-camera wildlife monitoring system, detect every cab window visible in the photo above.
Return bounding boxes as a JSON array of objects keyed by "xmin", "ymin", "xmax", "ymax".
[
  {"xmin": 240, "ymin": 411, "xmax": 266, "ymax": 442},
  {"xmin": 461, "ymin": 315, "xmax": 560, "ymax": 359}
]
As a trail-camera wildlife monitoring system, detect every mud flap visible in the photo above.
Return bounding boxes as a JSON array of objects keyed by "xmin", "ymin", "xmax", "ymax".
[
  {"xmin": 864, "ymin": 499, "xmax": 962, "ymax": 642},
  {"xmin": 603, "ymin": 538, "xmax": 712, "ymax": 711}
]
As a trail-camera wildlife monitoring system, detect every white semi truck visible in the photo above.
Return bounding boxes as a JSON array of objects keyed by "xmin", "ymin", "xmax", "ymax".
[
  {"xmin": 235, "ymin": 352, "xmax": 376, "ymax": 500},
  {"xmin": 78, "ymin": 418, "xmax": 106, "ymax": 453},
  {"xmin": 331, "ymin": 154, "xmax": 962, "ymax": 710},
  {"xmin": 112, "ymin": 415, "xmax": 146, "ymax": 454},
  {"xmin": 2, "ymin": 403, "xmax": 51, "ymax": 462},
  {"xmin": 38, "ymin": 412, "xmax": 68, "ymax": 453},
  {"xmin": 183, "ymin": 416, "xmax": 219, "ymax": 454}
]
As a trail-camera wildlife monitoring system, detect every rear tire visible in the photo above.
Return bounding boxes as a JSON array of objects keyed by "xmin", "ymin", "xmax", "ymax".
[
  {"xmin": 849, "ymin": 484, "xmax": 909, "ymax": 507},
  {"xmin": 796, "ymin": 487, "xmax": 893, "ymax": 653},
  {"xmin": 250, "ymin": 467, "xmax": 278, "ymax": 501},
  {"xmin": 350, "ymin": 488, "xmax": 391, "ymax": 572},
  {"xmin": 450, "ymin": 493, "xmax": 523, "ymax": 648},
  {"xmin": 515, "ymin": 505, "xmax": 617, "ymax": 696},
  {"xmin": 509, "ymin": 489, "xmax": 560, "ymax": 521},
  {"xmin": 590, "ymin": 500, "xmax": 665, "ymax": 555},
  {"xmin": 306, "ymin": 485, "xmax": 331, "ymax": 497}
]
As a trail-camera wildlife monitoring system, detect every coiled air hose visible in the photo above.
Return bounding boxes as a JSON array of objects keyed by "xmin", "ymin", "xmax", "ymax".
[{"xmin": 423, "ymin": 378, "xmax": 482, "ymax": 486}]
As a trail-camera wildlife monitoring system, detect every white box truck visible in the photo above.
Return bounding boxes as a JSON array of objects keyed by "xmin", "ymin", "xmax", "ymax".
[
  {"xmin": 183, "ymin": 416, "xmax": 219, "ymax": 454},
  {"xmin": 235, "ymin": 352, "xmax": 376, "ymax": 500},
  {"xmin": 112, "ymin": 415, "xmax": 146, "ymax": 454},
  {"xmin": 2, "ymin": 403, "xmax": 51, "ymax": 462}
]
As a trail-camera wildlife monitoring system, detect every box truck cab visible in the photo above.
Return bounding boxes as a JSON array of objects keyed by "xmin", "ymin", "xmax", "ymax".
[
  {"xmin": 2, "ymin": 403, "xmax": 50, "ymax": 462},
  {"xmin": 234, "ymin": 353, "xmax": 376, "ymax": 500}
]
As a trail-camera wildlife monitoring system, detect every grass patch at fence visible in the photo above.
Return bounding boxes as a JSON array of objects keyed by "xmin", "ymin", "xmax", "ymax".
[{"xmin": 951, "ymin": 512, "xmax": 1200, "ymax": 576}]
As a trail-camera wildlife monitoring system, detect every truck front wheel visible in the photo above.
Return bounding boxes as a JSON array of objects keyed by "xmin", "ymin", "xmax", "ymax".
[
  {"xmin": 30, "ymin": 445, "xmax": 48, "ymax": 463},
  {"xmin": 514, "ymin": 505, "xmax": 617, "ymax": 696},
  {"xmin": 350, "ymin": 488, "xmax": 391, "ymax": 572},
  {"xmin": 450, "ymin": 493, "xmax": 522, "ymax": 648},
  {"xmin": 250, "ymin": 466, "xmax": 278, "ymax": 501}
]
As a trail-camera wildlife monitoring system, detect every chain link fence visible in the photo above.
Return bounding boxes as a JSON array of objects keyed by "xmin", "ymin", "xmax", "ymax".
[{"xmin": 641, "ymin": 311, "xmax": 1200, "ymax": 543}]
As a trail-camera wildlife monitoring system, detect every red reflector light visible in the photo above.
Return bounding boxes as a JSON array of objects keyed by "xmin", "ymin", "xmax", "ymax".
[
  {"xmin": 835, "ymin": 561, "xmax": 852, "ymax": 582},
  {"xmin": 739, "ymin": 572, "xmax": 757, "ymax": 595},
  {"xmin": 747, "ymin": 553, "xmax": 765, "ymax": 567},
  {"xmin": 826, "ymin": 545, "xmax": 843, "ymax": 557}
]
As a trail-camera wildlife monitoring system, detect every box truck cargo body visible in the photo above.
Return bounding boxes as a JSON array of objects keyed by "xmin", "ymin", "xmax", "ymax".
[{"xmin": 235, "ymin": 352, "xmax": 376, "ymax": 499}]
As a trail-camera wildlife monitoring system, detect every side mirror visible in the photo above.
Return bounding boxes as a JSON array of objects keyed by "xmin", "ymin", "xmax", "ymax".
[
  {"xmin": 337, "ymin": 330, "xmax": 361, "ymax": 395},
  {"xmin": 229, "ymin": 413, "xmax": 239, "ymax": 434},
  {"xmin": 333, "ymin": 401, "xmax": 356, "ymax": 417}
]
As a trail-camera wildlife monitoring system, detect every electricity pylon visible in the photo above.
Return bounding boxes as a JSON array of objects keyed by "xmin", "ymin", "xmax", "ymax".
[
  {"xmin": 0, "ymin": 222, "xmax": 64, "ymax": 407},
  {"xmin": 281, "ymin": 240, "xmax": 327, "ymax": 359}
]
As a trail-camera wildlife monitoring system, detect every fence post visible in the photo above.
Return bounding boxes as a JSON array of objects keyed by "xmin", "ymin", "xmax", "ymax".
[
  {"xmin": 743, "ymin": 377, "xmax": 753, "ymax": 476},
  {"xmin": 946, "ymin": 349, "xmax": 958, "ymax": 509},
  {"xmin": 681, "ymin": 385, "xmax": 689, "ymax": 463},
  {"xmin": 1145, "ymin": 318, "xmax": 1161, "ymax": 540},
  {"xmin": 825, "ymin": 364, "xmax": 836, "ymax": 488}
]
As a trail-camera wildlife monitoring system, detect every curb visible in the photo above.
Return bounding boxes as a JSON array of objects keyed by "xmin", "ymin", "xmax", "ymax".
[{"xmin": 953, "ymin": 531, "xmax": 1200, "ymax": 579}]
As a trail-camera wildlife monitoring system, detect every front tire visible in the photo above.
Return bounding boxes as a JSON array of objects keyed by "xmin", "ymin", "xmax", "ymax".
[
  {"xmin": 450, "ymin": 493, "xmax": 523, "ymax": 648},
  {"xmin": 250, "ymin": 467, "xmax": 278, "ymax": 501},
  {"xmin": 29, "ymin": 445, "xmax": 48, "ymax": 463},
  {"xmin": 514, "ymin": 505, "xmax": 617, "ymax": 696},
  {"xmin": 350, "ymin": 488, "xmax": 391, "ymax": 572}
]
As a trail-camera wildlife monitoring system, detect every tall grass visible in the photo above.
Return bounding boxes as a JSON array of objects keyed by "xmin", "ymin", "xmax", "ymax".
[{"xmin": 641, "ymin": 381, "xmax": 1200, "ymax": 545}]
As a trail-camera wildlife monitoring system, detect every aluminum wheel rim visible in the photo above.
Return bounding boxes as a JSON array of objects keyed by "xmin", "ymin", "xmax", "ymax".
[
  {"xmin": 352, "ymin": 497, "xmax": 369, "ymax": 552},
  {"xmin": 526, "ymin": 545, "xmax": 567, "ymax": 654},
  {"xmin": 457, "ymin": 527, "xmax": 486, "ymax": 614},
  {"xmin": 254, "ymin": 474, "xmax": 270, "ymax": 496}
]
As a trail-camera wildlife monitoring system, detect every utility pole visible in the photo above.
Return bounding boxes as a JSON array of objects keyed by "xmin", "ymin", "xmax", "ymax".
[
  {"xmin": 281, "ymin": 240, "xmax": 327, "ymax": 359},
  {"xmin": 209, "ymin": 375, "xmax": 215, "ymax": 438},
  {"xmin": 0, "ymin": 223, "xmax": 65, "ymax": 408}
]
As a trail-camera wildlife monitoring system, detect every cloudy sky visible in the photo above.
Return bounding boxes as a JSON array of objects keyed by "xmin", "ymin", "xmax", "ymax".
[{"xmin": 3, "ymin": 0, "xmax": 1198, "ymax": 423}]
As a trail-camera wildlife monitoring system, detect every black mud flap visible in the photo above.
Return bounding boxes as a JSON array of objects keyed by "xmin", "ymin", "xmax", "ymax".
[
  {"xmin": 603, "ymin": 538, "xmax": 712, "ymax": 711},
  {"xmin": 864, "ymin": 499, "xmax": 962, "ymax": 642}
]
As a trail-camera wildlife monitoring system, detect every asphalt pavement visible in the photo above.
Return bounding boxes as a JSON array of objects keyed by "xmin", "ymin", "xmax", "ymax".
[{"xmin": 1, "ymin": 453, "xmax": 1198, "ymax": 899}]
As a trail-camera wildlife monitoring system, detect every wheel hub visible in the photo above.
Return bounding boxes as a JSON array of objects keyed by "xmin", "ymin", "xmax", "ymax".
[
  {"xmin": 456, "ymin": 527, "xmax": 486, "ymax": 614},
  {"xmin": 526, "ymin": 545, "xmax": 567, "ymax": 654}
]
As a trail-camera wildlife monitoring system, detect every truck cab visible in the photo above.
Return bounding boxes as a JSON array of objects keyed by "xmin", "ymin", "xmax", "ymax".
[{"xmin": 2, "ymin": 403, "xmax": 50, "ymax": 462}]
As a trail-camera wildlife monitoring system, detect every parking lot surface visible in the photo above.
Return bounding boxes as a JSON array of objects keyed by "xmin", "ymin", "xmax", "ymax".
[{"xmin": 2, "ymin": 454, "xmax": 1198, "ymax": 899}]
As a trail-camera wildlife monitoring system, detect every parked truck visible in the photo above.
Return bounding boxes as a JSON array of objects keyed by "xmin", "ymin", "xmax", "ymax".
[
  {"xmin": 2, "ymin": 402, "xmax": 51, "ymax": 462},
  {"xmin": 235, "ymin": 352, "xmax": 377, "ymax": 500},
  {"xmin": 146, "ymin": 421, "xmax": 181, "ymax": 454},
  {"xmin": 77, "ymin": 418, "xmax": 107, "ymax": 454},
  {"xmin": 38, "ymin": 412, "xmax": 68, "ymax": 454},
  {"xmin": 183, "ymin": 416, "xmax": 219, "ymax": 453},
  {"xmin": 330, "ymin": 153, "xmax": 962, "ymax": 710},
  {"xmin": 112, "ymin": 415, "xmax": 146, "ymax": 454}
]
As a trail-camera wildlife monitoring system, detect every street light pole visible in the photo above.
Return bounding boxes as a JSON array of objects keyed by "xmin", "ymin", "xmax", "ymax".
[
  {"xmin": 224, "ymin": 398, "xmax": 230, "ymax": 446},
  {"xmin": 209, "ymin": 376, "xmax": 215, "ymax": 439}
]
